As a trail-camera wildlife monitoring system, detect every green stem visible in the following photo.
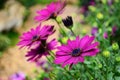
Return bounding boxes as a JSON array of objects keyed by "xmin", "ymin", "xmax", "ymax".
[
  {"xmin": 49, "ymin": 51, "xmax": 55, "ymax": 59},
  {"xmin": 70, "ymin": 28, "xmax": 76, "ymax": 37},
  {"xmin": 55, "ymin": 19, "xmax": 67, "ymax": 36},
  {"xmin": 63, "ymin": 67, "xmax": 75, "ymax": 79},
  {"xmin": 41, "ymin": 43, "xmax": 54, "ymax": 59},
  {"xmin": 45, "ymin": 56, "xmax": 52, "ymax": 63},
  {"xmin": 83, "ymin": 63, "xmax": 94, "ymax": 79}
]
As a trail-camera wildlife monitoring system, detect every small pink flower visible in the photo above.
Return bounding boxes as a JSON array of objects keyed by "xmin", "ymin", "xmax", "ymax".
[
  {"xmin": 9, "ymin": 72, "xmax": 26, "ymax": 80},
  {"xmin": 17, "ymin": 25, "xmax": 55, "ymax": 48},
  {"xmin": 34, "ymin": 0, "xmax": 66, "ymax": 22},
  {"xmin": 91, "ymin": 27, "xmax": 98, "ymax": 36},
  {"xmin": 54, "ymin": 35, "xmax": 99, "ymax": 68},
  {"xmin": 103, "ymin": 32, "xmax": 108, "ymax": 39},
  {"xmin": 112, "ymin": 26, "xmax": 118, "ymax": 36}
]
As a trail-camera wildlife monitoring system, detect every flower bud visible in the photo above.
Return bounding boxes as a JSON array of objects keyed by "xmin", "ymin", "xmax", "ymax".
[
  {"xmin": 101, "ymin": 0, "xmax": 107, "ymax": 4},
  {"xmin": 99, "ymin": 28, "xmax": 102, "ymax": 34},
  {"xmin": 89, "ymin": 6, "xmax": 96, "ymax": 12},
  {"xmin": 91, "ymin": 27, "xmax": 98, "ymax": 36},
  {"xmin": 82, "ymin": 29, "xmax": 87, "ymax": 34},
  {"xmin": 97, "ymin": 13, "xmax": 103, "ymax": 20},
  {"xmin": 56, "ymin": 16, "xmax": 62, "ymax": 23},
  {"xmin": 61, "ymin": 37, "xmax": 68, "ymax": 44},
  {"xmin": 93, "ymin": 22, "xmax": 98, "ymax": 27},
  {"xmin": 62, "ymin": 16, "xmax": 73, "ymax": 28},
  {"xmin": 102, "ymin": 50, "xmax": 110, "ymax": 57},
  {"xmin": 103, "ymin": 32, "xmax": 108, "ymax": 39},
  {"xmin": 98, "ymin": 64, "xmax": 102, "ymax": 68},
  {"xmin": 116, "ymin": 56, "xmax": 120, "ymax": 62},
  {"xmin": 112, "ymin": 42, "xmax": 119, "ymax": 50},
  {"xmin": 115, "ymin": 0, "xmax": 119, "ymax": 3}
]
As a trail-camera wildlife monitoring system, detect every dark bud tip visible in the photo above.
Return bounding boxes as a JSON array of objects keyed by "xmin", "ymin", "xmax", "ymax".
[{"xmin": 62, "ymin": 16, "xmax": 73, "ymax": 28}]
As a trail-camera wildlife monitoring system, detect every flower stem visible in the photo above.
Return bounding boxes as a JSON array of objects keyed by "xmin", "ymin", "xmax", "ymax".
[
  {"xmin": 63, "ymin": 67, "xmax": 75, "ymax": 79},
  {"xmin": 45, "ymin": 56, "xmax": 52, "ymax": 63},
  {"xmin": 50, "ymin": 51, "xmax": 55, "ymax": 58},
  {"xmin": 83, "ymin": 63, "xmax": 94, "ymax": 79},
  {"xmin": 54, "ymin": 19, "xmax": 67, "ymax": 36},
  {"xmin": 69, "ymin": 28, "xmax": 76, "ymax": 37},
  {"xmin": 41, "ymin": 43, "xmax": 55, "ymax": 59}
]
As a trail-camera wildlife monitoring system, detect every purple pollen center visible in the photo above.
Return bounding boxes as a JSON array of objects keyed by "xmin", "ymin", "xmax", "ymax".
[
  {"xmin": 32, "ymin": 35, "xmax": 39, "ymax": 42},
  {"xmin": 72, "ymin": 48, "xmax": 81, "ymax": 57}
]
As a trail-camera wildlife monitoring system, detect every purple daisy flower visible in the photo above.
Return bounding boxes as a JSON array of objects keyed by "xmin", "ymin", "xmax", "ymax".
[
  {"xmin": 36, "ymin": 60, "xmax": 52, "ymax": 72},
  {"xmin": 54, "ymin": 35, "xmax": 99, "ymax": 67},
  {"xmin": 91, "ymin": 27, "xmax": 98, "ymax": 36},
  {"xmin": 26, "ymin": 39, "xmax": 57, "ymax": 62},
  {"xmin": 18, "ymin": 25, "xmax": 55, "ymax": 48},
  {"xmin": 44, "ymin": 77, "xmax": 50, "ymax": 80},
  {"xmin": 112, "ymin": 26, "xmax": 118, "ymax": 36},
  {"xmin": 103, "ymin": 32, "xmax": 108, "ymax": 39},
  {"xmin": 9, "ymin": 72, "xmax": 26, "ymax": 80},
  {"xmin": 34, "ymin": 0, "xmax": 66, "ymax": 22}
]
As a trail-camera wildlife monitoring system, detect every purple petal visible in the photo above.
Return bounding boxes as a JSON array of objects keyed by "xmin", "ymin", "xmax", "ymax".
[{"xmin": 81, "ymin": 48, "xmax": 99, "ymax": 57}]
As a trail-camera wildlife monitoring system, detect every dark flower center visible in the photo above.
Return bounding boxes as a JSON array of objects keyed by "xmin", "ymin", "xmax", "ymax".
[
  {"xmin": 72, "ymin": 48, "xmax": 81, "ymax": 57},
  {"xmin": 32, "ymin": 35, "xmax": 39, "ymax": 42},
  {"xmin": 50, "ymin": 13, "xmax": 57, "ymax": 19}
]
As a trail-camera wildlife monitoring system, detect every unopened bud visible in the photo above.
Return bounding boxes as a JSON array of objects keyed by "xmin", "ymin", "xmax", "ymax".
[
  {"xmin": 56, "ymin": 16, "xmax": 62, "ymax": 23},
  {"xmin": 112, "ymin": 42, "xmax": 119, "ymax": 50},
  {"xmin": 61, "ymin": 37, "xmax": 68, "ymax": 44},
  {"xmin": 97, "ymin": 13, "xmax": 103, "ymax": 20},
  {"xmin": 98, "ymin": 64, "xmax": 102, "ymax": 68},
  {"xmin": 102, "ymin": 50, "xmax": 110, "ymax": 57},
  {"xmin": 116, "ymin": 56, "xmax": 120, "ymax": 62}
]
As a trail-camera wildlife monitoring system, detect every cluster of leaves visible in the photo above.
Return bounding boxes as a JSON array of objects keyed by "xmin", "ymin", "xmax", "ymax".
[
  {"xmin": 19, "ymin": 0, "xmax": 120, "ymax": 80},
  {"xmin": 0, "ymin": 30, "xmax": 19, "ymax": 57},
  {"xmin": 77, "ymin": 0, "xmax": 120, "ymax": 79},
  {"xmin": 17, "ymin": 0, "xmax": 54, "ymax": 8},
  {"xmin": 0, "ymin": 0, "xmax": 7, "ymax": 9},
  {"xmin": 35, "ymin": 0, "xmax": 120, "ymax": 80}
]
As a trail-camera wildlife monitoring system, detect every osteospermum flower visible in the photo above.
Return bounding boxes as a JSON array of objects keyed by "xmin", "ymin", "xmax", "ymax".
[
  {"xmin": 112, "ymin": 26, "xmax": 117, "ymax": 36},
  {"xmin": 54, "ymin": 35, "xmax": 99, "ymax": 67},
  {"xmin": 36, "ymin": 60, "xmax": 52, "ymax": 72},
  {"xmin": 103, "ymin": 32, "xmax": 108, "ymax": 39},
  {"xmin": 9, "ymin": 72, "xmax": 26, "ymax": 80},
  {"xmin": 34, "ymin": 0, "xmax": 66, "ymax": 22},
  {"xmin": 18, "ymin": 25, "xmax": 55, "ymax": 48},
  {"xmin": 91, "ymin": 27, "xmax": 98, "ymax": 36},
  {"xmin": 26, "ymin": 39, "xmax": 57, "ymax": 62}
]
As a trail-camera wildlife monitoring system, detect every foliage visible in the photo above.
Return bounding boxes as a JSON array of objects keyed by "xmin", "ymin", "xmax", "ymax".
[
  {"xmin": 17, "ymin": 0, "xmax": 54, "ymax": 8},
  {"xmin": 17, "ymin": 0, "xmax": 120, "ymax": 80},
  {"xmin": 0, "ymin": 30, "xmax": 19, "ymax": 56}
]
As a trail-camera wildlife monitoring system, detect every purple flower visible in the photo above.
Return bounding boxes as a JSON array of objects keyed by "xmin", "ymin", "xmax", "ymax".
[
  {"xmin": 112, "ymin": 26, "xmax": 118, "ymax": 36},
  {"xmin": 9, "ymin": 72, "xmax": 26, "ymax": 80},
  {"xmin": 79, "ymin": 0, "xmax": 95, "ymax": 14},
  {"xmin": 103, "ymin": 32, "xmax": 108, "ymax": 39},
  {"xmin": 18, "ymin": 25, "xmax": 55, "ymax": 48},
  {"xmin": 91, "ymin": 27, "xmax": 98, "ymax": 36},
  {"xmin": 89, "ymin": 0, "xmax": 95, "ymax": 6},
  {"xmin": 26, "ymin": 39, "xmax": 57, "ymax": 62},
  {"xmin": 34, "ymin": 0, "xmax": 66, "ymax": 22},
  {"xmin": 44, "ymin": 77, "xmax": 50, "ymax": 80},
  {"xmin": 79, "ymin": 6, "xmax": 88, "ymax": 14},
  {"xmin": 54, "ymin": 35, "xmax": 99, "ymax": 68},
  {"xmin": 36, "ymin": 60, "xmax": 52, "ymax": 72},
  {"xmin": 108, "ymin": 0, "xmax": 113, "ymax": 6}
]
